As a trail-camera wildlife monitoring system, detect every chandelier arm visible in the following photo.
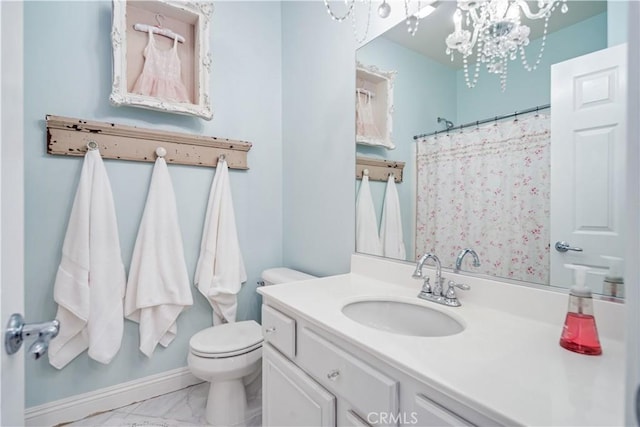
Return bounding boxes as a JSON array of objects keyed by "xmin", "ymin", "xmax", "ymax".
[
  {"xmin": 468, "ymin": 7, "xmax": 483, "ymax": 25},
  {"xmin": 468, "ymin": 22, "xmax": 481, "ymax": 51},
  {"xmin": 512, "ymin": 0, "xmax": 557, "ymax": 20}
]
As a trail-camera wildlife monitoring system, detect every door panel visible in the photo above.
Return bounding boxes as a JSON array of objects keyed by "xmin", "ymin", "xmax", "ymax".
[{"xmin": 550, "ymin": 44, "xmax": 627, "ymax": 291}]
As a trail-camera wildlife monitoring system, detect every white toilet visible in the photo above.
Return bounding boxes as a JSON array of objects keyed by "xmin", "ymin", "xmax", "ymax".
[{"xmin": 187, "ymin": 268, "xmax": 315, "ymax": 426}]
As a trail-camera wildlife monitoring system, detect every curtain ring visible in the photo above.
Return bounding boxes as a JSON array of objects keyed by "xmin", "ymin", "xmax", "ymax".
[
  {"xmin": 535, "ymin": 106, "xmax": 539, "ymax": 117},
  {"xmin": 475, "ymin": 120, "xmax": 479, "ymax": 131},
  {"xmin": 459, "ymin": 125, "xmax": 463, "ymax": 133},
  {"xmin": 514, "ymin": 111, "xmax": 518, "ymax": 122},
  {"xmin": 494, "ymin": 116, "xmax": 498, "ymax": 126}
]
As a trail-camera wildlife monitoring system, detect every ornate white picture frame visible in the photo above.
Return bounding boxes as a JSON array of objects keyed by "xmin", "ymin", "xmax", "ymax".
[{"xmin": 110, "ymin": 0, "xmax": 213, "ymax": 120}]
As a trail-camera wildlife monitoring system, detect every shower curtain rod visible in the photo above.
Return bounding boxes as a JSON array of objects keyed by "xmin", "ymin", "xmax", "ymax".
[{"xmin": 413, "ymin": 103, "xmax": 551, "ymax": 140}]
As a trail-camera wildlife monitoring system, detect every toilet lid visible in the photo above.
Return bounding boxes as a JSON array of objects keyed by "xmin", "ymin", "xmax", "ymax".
[{"xmin": 189, "ymin": 320, "xmax": 263, "ymax": 357}]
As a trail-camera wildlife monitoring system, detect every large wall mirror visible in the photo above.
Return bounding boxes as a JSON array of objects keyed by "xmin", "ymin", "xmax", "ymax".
[{"xmin": 355, "ymin": 1, "xmax": 627, "ymax": 297}]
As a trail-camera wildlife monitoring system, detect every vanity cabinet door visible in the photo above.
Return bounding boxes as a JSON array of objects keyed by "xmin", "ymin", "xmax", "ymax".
[
  {"xmin": 263, "ymin": 343, "xmax": 336, "ymax": 427},
  {"xmin": 413, "ymin": 394, "xmax": 474, "ymax": 426}
]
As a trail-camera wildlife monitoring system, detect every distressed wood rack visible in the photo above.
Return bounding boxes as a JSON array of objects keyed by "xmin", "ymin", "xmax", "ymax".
[
  {"xmin": 356, "ymin": 156, "xmax": 404, "ymax": 183},
  {"xmin": 46, "ymin": 115, "xmax": 252, "ymax": 169}
]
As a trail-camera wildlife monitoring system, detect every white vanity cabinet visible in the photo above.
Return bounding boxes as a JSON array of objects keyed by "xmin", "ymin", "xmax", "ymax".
[{"xmin": 261, "ymin": 303, "xmax": 501, "ymax": 427}]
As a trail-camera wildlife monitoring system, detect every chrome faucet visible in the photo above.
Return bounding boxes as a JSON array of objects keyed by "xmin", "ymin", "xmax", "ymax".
[
  {"xmin": 412, "ymin": 253, "xmax": 443, "ymax": 298},
  {"xmin": 454, "ymin": 248, "xmax": 481, "ymax": 273},
  {"xmin": 413, "ymin": 253, "xmax": 470, "ymax": 307}
]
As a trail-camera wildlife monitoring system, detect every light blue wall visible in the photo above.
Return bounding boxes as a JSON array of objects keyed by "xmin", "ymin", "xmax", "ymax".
[
  {"xmin": 356, "ymin": 37, "xmax": 458, "ymax": 261},
  {"xmin": 456, "ymin": 13, "xmax": 608, "ymax": 123},
  {"xmin": 24, "ymin": 1, "xmax": 282, "ymax": 407},
  {"xmin": 608, "ymin": 0, "xmax": 628, "ymax": 46},
  {"xmin": 281, "ymin": 2, "xmax": 356, "ymax": 276},
  {"xmin": 281, "ymin": 2, "xmax": 408, "ymax": 275}
]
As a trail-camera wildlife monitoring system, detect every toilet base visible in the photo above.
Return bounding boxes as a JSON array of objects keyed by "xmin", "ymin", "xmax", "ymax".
[{"xmin": 206, "ymin": 379, "xmax": 247, "ymax": 426}]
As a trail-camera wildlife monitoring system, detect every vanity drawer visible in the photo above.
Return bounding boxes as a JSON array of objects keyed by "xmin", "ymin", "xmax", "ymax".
[
  {"xmin": 297, "ymin": 327, "xmax": 399, "ymax": 426},
  {"xmin": 262, "ymin": 305, "xmax": 296, "ymax": 359},
  {"xmin": 414, "ymin": 394, "xmax": 474, "ymax": 427}
]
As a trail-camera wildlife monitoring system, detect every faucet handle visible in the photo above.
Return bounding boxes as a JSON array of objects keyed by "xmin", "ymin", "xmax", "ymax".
[
  {"xmin": 420, "ymin": 277, "xmax": 432, "ymax": 295},
  {"xmin": 444, "ymin": 280, "xmax": 470, "ymax": 306},
  {"xmin": 418, "ymin": 278, "xmax": 432, "ymax": 299}
]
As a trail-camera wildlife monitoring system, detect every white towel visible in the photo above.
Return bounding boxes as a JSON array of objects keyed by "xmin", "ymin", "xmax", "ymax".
[
  {"xmin": 124, "ymin": 156, "xmax": 193, "ymax": 358},
  {"xmin": 356, "ymin": 175, "xmax": 382, "ymax": 256},
  {"xmin": 380, "ymin": 174, "xmax": 406, "ymax": 260},
  {"xmin": 48, "ymin": 149, "xmax": 126, "ymax": 369},
  {"xmin": 194, "ymin": 158, "xmax": 246, "ymax": 325}
]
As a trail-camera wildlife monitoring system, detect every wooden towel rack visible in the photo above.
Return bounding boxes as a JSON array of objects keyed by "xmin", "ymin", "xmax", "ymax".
[
  {"xmin": 46, "ymin": 115, "xmax": 252, "ymax": 170},
  {"xmin": 356, "ymin": 156, "xmax": 404, "ymax": 183}
]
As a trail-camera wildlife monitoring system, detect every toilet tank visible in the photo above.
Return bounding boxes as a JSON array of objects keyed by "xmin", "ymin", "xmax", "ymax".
[{"xmin": 261, "ymin": 268, "xmax": 316, "ymax": 286}]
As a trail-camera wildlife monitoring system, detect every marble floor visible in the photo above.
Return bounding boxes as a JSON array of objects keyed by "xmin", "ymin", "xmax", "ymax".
[{"xmin": 66, "ymin": 382, "xmax": 262, "ymax": 427}]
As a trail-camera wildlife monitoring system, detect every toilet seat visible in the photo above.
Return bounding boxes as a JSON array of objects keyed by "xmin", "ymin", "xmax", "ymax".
[{"xmin": 189, "ymin": 320, "xmax": 263, "ymax": 359}]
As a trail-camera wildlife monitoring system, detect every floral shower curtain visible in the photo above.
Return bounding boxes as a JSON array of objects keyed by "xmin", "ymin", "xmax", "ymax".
[{"xmin": 415, "ymin": 114, "xmax": 550, "ymax": 285}]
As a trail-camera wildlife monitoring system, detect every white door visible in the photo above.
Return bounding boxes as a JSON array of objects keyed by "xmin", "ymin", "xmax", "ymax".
[
  {"xmin": 0, "ymin": 1, "xmax": 25, "ymax": 425},
  {"xmin": 550, "ymin": 44, "xmax": 627, "ymax": 291}
]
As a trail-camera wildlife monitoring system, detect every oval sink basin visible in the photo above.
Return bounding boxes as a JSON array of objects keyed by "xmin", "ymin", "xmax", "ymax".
[{"xmin": 342, "ymin": 300, "xmax": 464, "ymax": 337}]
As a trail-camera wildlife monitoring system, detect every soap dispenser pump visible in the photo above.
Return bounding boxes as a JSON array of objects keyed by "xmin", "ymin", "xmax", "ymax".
[{"xmin": 559, "ymin": 264, "xmax": 602, "ymax": 355}]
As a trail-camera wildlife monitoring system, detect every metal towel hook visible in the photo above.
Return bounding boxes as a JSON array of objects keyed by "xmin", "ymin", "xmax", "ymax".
[{"xmin": 86, "ymin": 141, "xmax": 98, "ymax": 151}]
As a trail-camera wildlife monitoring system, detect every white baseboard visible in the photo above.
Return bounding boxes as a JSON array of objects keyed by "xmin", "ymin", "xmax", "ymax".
[{"xmin": 25, "ymin": 367, "xmax": 202, "ymax": 427}]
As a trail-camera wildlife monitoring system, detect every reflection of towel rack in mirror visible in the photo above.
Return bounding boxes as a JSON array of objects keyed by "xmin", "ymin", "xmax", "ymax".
[
  {"xmin": 133, "ymin": 14, "xmax": 185, "ymax": 43},
  {"xmin": 356, "ymin": 88, "xmax": 375, "ymax": 99},
  {"xmin": 356, "ymin": 156, "xmax": 404, "ymax": 183}
]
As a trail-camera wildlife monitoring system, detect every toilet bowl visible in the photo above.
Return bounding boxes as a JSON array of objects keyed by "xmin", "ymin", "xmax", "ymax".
[
  {"xmin": 188, "ymin": 320, "xmax": 263, "ymax": 426},
  {"xmin": 187, "ymin": 268, "xmax": 315, "ymax": 426}
]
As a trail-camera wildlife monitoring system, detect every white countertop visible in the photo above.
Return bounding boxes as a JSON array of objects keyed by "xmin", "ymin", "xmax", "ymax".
[{"xmin": 258, "ymin": 256, "xmax": 625, "ymax": 426}]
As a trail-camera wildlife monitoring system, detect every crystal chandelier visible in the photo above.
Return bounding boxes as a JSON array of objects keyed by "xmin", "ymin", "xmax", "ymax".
[
  {"xmin": 445, "ymin": 0, "xmax": 569, "ymax": 91},
  {"xmin": 324, "ymin": 0, "xmax": 435, "ymax": 44}
]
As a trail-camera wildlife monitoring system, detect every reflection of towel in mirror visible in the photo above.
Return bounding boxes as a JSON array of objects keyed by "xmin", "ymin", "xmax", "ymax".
[
  {"xmin": 356, "ymin": 175, "xmax": 382, "ymax": 256},
  {"xmin": 124, "ymin": 156, "xmax": 193, "ymax": 358},
  {"xmin": 194, "ymin": 159, "xmax": 246, "ymax": 325},
  {"xmin": 381, "ymin": 174, "xmax": 406, "ymax": 260},
  {"xmin": 49, "ymin": 149, "xmax": 126, "ymax": 369}
]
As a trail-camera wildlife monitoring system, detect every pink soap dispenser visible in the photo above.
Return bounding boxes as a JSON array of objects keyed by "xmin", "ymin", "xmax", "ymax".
[{"xmin": 559, "ymin": 264, "xmax": 602, "ymax": 356}]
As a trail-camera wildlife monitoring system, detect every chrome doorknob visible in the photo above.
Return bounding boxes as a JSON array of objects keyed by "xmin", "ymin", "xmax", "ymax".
[{"xmin": 555, "ymin": 241, "xmax": 583, "ymax": 253}]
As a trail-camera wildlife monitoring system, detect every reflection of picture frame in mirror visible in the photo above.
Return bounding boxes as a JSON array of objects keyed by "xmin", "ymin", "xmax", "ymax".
[
  {"xmin": 356, "ymin": 62, "xmax": 396, "ymax": 150},
  {"xmin": 110, "ymin": 0, "xmax": 213, "ymax": 120}
]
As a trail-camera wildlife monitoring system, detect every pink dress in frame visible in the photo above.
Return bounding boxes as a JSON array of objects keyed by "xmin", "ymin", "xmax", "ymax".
[{"xmin": 132, "ymin": 29, "xmax": 190, "ymax": 103}]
